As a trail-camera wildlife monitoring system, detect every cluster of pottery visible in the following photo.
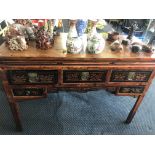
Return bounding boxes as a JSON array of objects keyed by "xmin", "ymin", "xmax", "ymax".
[
  {"xmin": 106, "ymin": 31, "xmax": 123, "ymax": 52},
  {"xmin": 130, "ymin": 43, "xmax": 152, "ymax": 53},
  {"xmin": 66, "ymin": 19, "xmax": 105, "ymax": 54},
  {"xmin": 5, "ymin": 19, "xmax": 54, "ymax": 51},
  {"xmin": 106, "ymin": 31, "xmax": 152, "ymax": 53}
]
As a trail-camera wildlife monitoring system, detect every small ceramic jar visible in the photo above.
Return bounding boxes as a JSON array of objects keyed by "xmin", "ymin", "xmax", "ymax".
[
  {"xmin": 131, "ymin": 45, "xmax": 142, "ymax": 53},
  {"xmin": 142, "ymin": 45, "xmax": 152, "ymax": 53},
  {"xmin": 66, "ymin": 37, "xmax": 83, "ymax": 54}
]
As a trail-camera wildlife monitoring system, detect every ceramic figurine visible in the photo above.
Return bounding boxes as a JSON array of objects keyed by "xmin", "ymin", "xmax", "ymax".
[
  {"xmin": 110, "ymin": 40, "xmax": 123, "ymax": 52},
  {"xmin": 106, "ymin": 31, "xmax": 120, "ymax": 43},
  {"xmin": 87, "ymin": 20, "xmax": 105, "ymax": 54},
  {"xmin": 66, "ymin": 20, "xmax": 83, "ymax": 54}
]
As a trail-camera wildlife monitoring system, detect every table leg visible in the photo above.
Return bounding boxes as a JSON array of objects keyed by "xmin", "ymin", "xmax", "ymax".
[
  {"xmin": 125, "ymin": 95, "xmax": 144, "ymax": 124},
  {"xmin": 2, "ymin": 81, "xmax": 23, "ymax": 131},
  {"xmin": 8, "ymin": 101, "xmax": 23, "ymax": 131}
]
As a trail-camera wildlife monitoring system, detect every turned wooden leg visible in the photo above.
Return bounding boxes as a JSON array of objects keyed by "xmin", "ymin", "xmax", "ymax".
[
  {"xmin": 8, "ymin": 101, "xmax": 23, "ymax": 131},
  {"xmin": 125, "ymin": 95, "xmax": 144, "ymax": 124},
  {"xmin": 2, "ymin": 81, "xmax": 23, "ymax": 131}
]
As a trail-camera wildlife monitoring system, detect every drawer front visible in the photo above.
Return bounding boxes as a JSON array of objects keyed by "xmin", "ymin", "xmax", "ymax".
[
  {"xmin": 118, "ymin": 86, "xmax": 145, "ymax": 94},
  {"xmin": 63, "ymin": 70, "xmax": 107, "ymax": 83},
  {"xmin": 8, "ymin": 70, "xmax": 58, "ymax": 84},
  {"xmin": 110, "ymin": 70, "xmax": 152, "ymax": 82},
  {"xmin": 12, "ymin": 88, "xmax": 45, "ymax": 96}
]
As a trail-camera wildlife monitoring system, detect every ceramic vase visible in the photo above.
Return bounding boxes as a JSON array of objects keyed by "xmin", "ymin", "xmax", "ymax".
[
  {"xmin": 76, "ymin": 19, "xmax": 88, "ymax": 37},
  {"xmin": 66, "ymin": 20, "xmax": 83, "ymax": 54},
  {"xmin": 87, "ymin": 20, "xmax": 105, "ymax": 54}
]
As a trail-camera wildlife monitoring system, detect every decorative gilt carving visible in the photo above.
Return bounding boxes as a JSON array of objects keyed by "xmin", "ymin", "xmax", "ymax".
[
  {"xmin": 8, "ymin": 70, "xmax": 58, "ymax": 84},
  {"xmin": 13, "ymin": 88, "xmax": 44, "ymax": 96},
  {"xmin": 63, "ymin": 70, "xmax": 107, "ymax": 83},
  {"xmin": 119, "ymin": 86, "xmax": 144, "ymax": 94},
  {"xmin": 111, "ymin": 70, "xmax": 152, "ymax": 82}
]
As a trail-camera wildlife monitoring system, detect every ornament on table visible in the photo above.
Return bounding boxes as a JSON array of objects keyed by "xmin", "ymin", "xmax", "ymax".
[
  {"xmin": 85, "ymin": 19, "xmax": 98, "ymax": 34},
  {"xmin": 47, "ymin": 19, "xmax": 54, "ymax": 34},
  {"xmin": 7, "ymin": 36, "xmax": 28, "ymax": 51},
  {"xmin": 110, "ymin": 40, "xmax": 123, "ymax": 52},
  {"xmin": 96, "ymin": 19, "xmax": 106, "ymax": 30},
  {"xmin": 14, "ymin": 19, "xmax": 30, "ymax": 26},
  {"xmin": 11, "ymin": 20, "xmax": 36, "ymax": 43},
  {"xmin": 5, "ymin": 25, "xmax": 28, "ymax": 51},
  {"xmin": 87, "ymin": 20, "xmax": 105, "ymax": 54},
  {"xmin": 66, "ymin": 20, "xmax": 83, "ymax": 54},
  {"xmin": 76, "ymin": 19, "xmax": 88, "ymax": 53},
  {"xmin": 121, "ymin": 39, "xmax": 130, "ymax": 46},
  {"xmin": 58, "ymin": 19, "xmax": 63, "ymax": 28},
  {"xmin": 106, "ymin": 31, "xmax": 120, "ymax": 43},
  {"xmin": 76, "ymin": 19, "xmax": 88, "ymax": 37},
  {"xmin": 131, "ymin": 44, "xmax": 142, "ymax": 53},
  {"xmin": 127, "ymin": 21, "xmax": 138, "ymax": 40},
  {"xmin": 130, "ymin": 42, "xmax": 153, "ymax": 53},
  {"xmin": 142, "ymin": 45, "xmax": 152, "ymax": 53},
  {"xmin": 35, "ymin": 27, "xmax": 54, "ymax": 50}
]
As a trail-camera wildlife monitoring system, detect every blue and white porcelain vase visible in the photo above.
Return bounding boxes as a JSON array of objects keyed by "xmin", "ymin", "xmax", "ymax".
[
  {"xmin": 66, "ymin": 20, "xmax": 83, "ymax": 54},
  {"xmin": 87, "ymin": 20, "xmax": 105, "ymax": 54},
  {"xmin": 76, "ymin": 19, "xmax": 88, "ymax": 37}
]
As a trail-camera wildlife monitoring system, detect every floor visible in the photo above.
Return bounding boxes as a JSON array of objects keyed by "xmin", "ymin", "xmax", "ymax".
[{"xmin": 0, "ymin": 79, "xmax": 155, "ymax": 135}]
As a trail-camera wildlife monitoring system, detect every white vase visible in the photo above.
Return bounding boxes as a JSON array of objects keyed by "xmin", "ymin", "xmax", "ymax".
[
  {"xmin": 66, "ymin": 37, "xmax": 83, "ymax": 54},
  {"xmin": 87, "ymin": 34, "xmax": 105, "ymax": 54},
  {"xmin": 66, "ymin": 20, "xmax": 83, "ymax": 54},
  {"xmin": 87, "ymin": 20, "xmax": 105, "ymax": 54}
]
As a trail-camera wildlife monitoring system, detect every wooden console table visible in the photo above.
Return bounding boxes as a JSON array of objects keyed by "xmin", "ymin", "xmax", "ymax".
[{"xmin": 0, "ymin": 43, "xmax": 155, "ymax": 131}]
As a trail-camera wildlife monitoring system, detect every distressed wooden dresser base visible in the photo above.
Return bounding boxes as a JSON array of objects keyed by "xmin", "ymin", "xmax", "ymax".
[{"xmin": 0, "ymin": 43, "xmax": 155, "ymax": 131}]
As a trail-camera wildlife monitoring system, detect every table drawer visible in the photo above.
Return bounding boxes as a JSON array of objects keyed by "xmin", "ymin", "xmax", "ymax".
[
  {"xmin": 7, "ymin": 70, "xmax": 58, "ymax": 84},
  {"xmin": 63, "ymin": 70, "xmax": 107, "ymax": 83},
  {"xmin": 12, "ymin": 88, "xmax": 46, "ymax": 97},
  {"xmin": 110, "ymin": 70, "xmax": 152, "ymax": 82},
  {"xmin": 118, "ymin": 86, "xmax": 145, "ymax": 94}
]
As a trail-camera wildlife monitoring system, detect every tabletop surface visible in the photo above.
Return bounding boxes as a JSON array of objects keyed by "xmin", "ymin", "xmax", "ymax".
[{"xmin": 0, "ymin": 41, "xmax": 155, "ymax": 62}]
